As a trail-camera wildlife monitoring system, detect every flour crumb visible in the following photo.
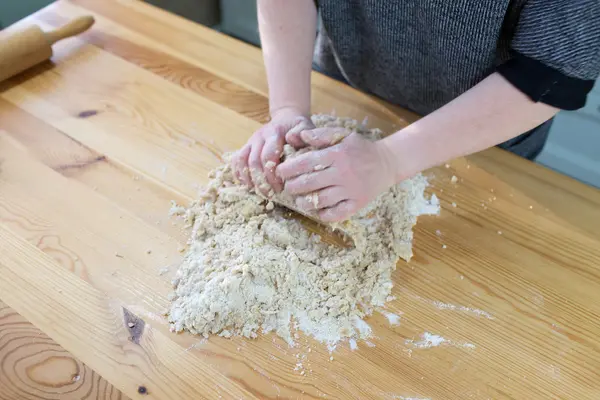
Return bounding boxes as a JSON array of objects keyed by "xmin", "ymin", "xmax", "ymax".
[
  {"xmin": 265, "ymin": 161, "xmax": 276, "ymax": 170},
  {"xmin": 406, "ymin": 332, "xmax": 447, "ymax": 348},
  {"xmin": 419, "ymin": 194, "xmax": 440, "ymax": 215},
  {"xmin": 380, "ymin": 310, "xmax": 401, "ymax": 326},
  {"xmin": 405, "ymin": 332, "xmax": 475, "ymax": 350},
  {"xmin": 158, "ymin": 266, "xmax": 170, "ymax": 276},
  {"xmin": 167, "ymin": 115, "xmax": 438, "ymax": 348},
  {"xmin": 450, "ymin": 175, "xmax": 458, "ymax": 184},
  {"xmin": 349, "ymin": 338, "xmax": 358, "ymax": 351},
  {"xmin": 394, "ymin": 397, "xmax": 431, "ymax": 400}
]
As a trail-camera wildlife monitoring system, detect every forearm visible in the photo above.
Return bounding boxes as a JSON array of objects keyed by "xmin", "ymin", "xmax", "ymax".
[
  {"xmin": 382, "ymin": 73, "xmax": 559, "ymax": 181},
  {"xmin": 257, "ymin": 0, "xmax": 317, "ymax": 116}
]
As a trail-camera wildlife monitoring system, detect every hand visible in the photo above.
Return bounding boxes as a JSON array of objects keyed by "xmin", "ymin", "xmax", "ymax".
[
  {"xmin": 276, "ymin": 128, "xmax": 398, "ymax": 222},
  {"xmin": 231, "ymin": 108, "xmax": 315, "ymax": 195}
]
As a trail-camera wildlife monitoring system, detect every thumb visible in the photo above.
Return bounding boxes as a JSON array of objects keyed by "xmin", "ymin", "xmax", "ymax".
[
  {"xmin": 300, "ymin": 128, "xmax": 349, "ymax": 149},
  {"xmin": 285, "ymin": 117, "xmax": 316, "ymax": 149}
]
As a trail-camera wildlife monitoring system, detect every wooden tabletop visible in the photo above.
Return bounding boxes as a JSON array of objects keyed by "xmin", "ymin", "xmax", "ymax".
[{"xmin": 1, "ymin": 1, "xmax": 599, "ymax": 399}]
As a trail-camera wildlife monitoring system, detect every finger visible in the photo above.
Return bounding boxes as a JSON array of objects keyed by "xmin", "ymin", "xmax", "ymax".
[
  {"xmin": 284, "ymin": 167, "xmax": 338, "ymax": 195},
  {"xmin": 260, "ymin": 133, "xmax": 285, "ymax": 192},
  {"xmin": 249, "ymin": 138, "xmax": 272, "ymax": 196},
  {"xmin": 285, "ymin": 117, "xmax": 316, "ymax": 148},
  {"xmin": 294, "ymin": 186, "xmax": 347, "ymax": 211},
  {"xmin": 277, "ymin": 149, "xmax": 333, "ymax": 181},
  {"xmin": 300, "ymin": 127, "xmax": 349, "ymax": 149},
  {"xmin": 318, "ymin": 200, "xmax": 359, "ymax": 222},
  {"xmin": 232, "ymin": 144, "xmax": 251, "ymax": 185}
]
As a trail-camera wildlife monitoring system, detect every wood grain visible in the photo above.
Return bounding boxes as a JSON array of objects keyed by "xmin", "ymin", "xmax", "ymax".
[
  {"xmin": 0, "ymin": 1, "xmax": 599, "ymax": 400},
  {"xmin": 0, "ymin": 222, "xmax": 257, "ymax": 400},
  {"xmin": 66, "ymin": 0, "xmax": 417, "ymax": 133},
  {"xmin": 0, "ymin": 301, "xmax": 128, "ymax": 400},
  {"xmin": 469, "ymin": 148, "xmax": 600, "ymax": 239}
]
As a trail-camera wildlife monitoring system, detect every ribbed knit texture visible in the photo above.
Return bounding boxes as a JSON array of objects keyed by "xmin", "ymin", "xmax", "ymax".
[
  {"xmin": 314, "ymin": 0, "xmax": 600, "ymax": 116},
  {"xmin": 313, "ymin": 0, "xmax": 600, "ymax": 158},
  {"xmin": 512, "ymin": 0, "xmax": 600, "ymax": 80}
]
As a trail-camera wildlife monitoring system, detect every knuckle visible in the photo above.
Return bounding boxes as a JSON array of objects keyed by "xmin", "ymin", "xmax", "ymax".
[
  {"xmin": 273, "ymin": 124, "xmax": 287, "ymax": 137},
  {"xmin": 249, "ymin": 157, "xmax": 261, "ymax": 169}
]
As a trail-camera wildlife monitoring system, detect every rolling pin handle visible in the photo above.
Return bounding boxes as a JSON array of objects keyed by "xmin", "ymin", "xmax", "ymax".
[{"xmin": 45, "ymin": 16, "xmax": 95, "ymax": 45}]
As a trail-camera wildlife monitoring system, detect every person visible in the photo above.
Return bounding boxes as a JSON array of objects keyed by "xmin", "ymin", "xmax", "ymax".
[{"xmin": 232, "ymin": 0, "xmax": 600, "ymax": 222}]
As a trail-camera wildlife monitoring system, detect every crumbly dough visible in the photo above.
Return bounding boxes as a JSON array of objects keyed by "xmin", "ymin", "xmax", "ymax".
[{"xmin": 168, "ymin": 115, "xmax": 438, "ymax": 346}]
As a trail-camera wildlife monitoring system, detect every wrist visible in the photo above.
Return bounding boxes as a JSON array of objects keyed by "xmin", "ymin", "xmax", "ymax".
[
  {"xmin": 270, "ymin": 105, "xmax": 310, "ymax": 120},
  {"xmin": 379, "ymin": 129, "xmax": 425, "ymax": 183},
  {"xmin": 375, "ymin": 140, "xmax": 402, "ymax": 187}
]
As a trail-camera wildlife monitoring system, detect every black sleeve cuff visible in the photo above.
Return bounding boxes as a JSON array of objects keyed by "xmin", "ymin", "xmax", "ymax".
[{"xmin": 497, "ymin": 52, "xmax": 595, "ymax": 111}]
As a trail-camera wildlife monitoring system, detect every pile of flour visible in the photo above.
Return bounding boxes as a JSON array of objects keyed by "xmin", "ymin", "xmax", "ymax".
[{"xmin": 168, "ymin": 115, "xmax": 438, "ymax": 346}]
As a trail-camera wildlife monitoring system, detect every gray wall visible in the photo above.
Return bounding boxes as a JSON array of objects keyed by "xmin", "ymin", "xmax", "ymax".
[
  {"xmin": 0, "ymin": 0, "xmax": 53, "ymax": 28},
  {"xmin": 145, "ymin": 0, "xmax": 219, "ymax": 26},
  {"xmin": 537, "ymin": 81, "xmax": 600, "ymax": 188},
  {"xmin": 0, "ymin": 0, "xmax": 220, "ymax": 28}
]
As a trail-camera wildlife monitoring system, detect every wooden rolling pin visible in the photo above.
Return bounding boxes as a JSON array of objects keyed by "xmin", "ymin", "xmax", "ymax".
[{"xmin": 0, "ymin": 15, "xmax": 95, "ymax": 83}]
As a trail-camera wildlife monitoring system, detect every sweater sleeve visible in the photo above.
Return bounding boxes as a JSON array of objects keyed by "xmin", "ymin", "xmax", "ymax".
[{"xmin": 497, "ymin": 0, "xmax": 600, "ymax": 110}]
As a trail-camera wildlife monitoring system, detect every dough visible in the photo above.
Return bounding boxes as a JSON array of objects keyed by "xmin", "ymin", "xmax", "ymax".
[{"xmin": 168, "ymin": 115, "xmax": 438, "ymax": 346}]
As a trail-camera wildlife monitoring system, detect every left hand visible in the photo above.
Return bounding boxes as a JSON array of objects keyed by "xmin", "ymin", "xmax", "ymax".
[{"xmin": 276, "ymin": 128, "xmax": 398, "ymax": 222}]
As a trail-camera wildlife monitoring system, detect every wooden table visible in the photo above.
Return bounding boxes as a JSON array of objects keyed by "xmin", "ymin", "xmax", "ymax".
[{"xmin": 1, "ymin": 1, "xmax": 599, "ymax": 399}]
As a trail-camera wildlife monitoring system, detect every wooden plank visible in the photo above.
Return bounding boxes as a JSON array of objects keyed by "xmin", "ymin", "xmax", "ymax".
[
  {"xmin": 0, "ymin": 97, "xmax": 190, "ymax": 243},
  {"xmin": 41, "ymin": 0, "xmax": 600, "ymax": 239},
  {"xmin": 0, "ymin": 114, "xmax": 407, "ymax": 399},
  {"xmin": 2, "ymin": 94, "xmax": 600, "ymax": 399},
  {"xmin": 0, "ymin": 222, "xmax": 257, "ymax": 400},
  {"xmin": 27, "ymin": 11, "xmax": 272, "ymax": 124},
  {"xmin": 0, "ymin": 301, "xmax": 129, "ymax": 400},
  {"xmin": 59, "ymin": 0, "xmax": 417, "ymax": 133},
  {"xmin": 0, "ymin": 33, "xmax": 257, "ymax": 197},
  {"xmin": 0, "ymin": 1, "xmax": 599, "ymax": 399},
  {"xmin": 470, "ymin": 148, "xmax": 600, "ymax": 239}
]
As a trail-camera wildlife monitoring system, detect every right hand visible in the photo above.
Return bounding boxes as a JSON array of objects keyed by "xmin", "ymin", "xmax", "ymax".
[{"xmin": 232, "ymin": 108, "xmax": 315, "ymax": 195}]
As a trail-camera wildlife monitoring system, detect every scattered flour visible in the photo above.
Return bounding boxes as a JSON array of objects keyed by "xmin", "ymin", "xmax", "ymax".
[
  {"xmin": 406, "ymin": 332, "xmax": 447, "ymax": 349},
  {"xmin": 405, "ymin": 332, "xmax": 476, "ymax": 350},
  {"xmin": 409, "ymin": 293, "xmax": 495, "ymax": 320},
  {"xmin": 380, "ymin": 310, "xmax": 402, "ymax": 326},
  {"xmin": 349, "ymin": 338, "xmax": 358, "ymax": 351},
  {"xmin": 158, "ymin": 266, "xmax": 170, "ymax": 276},
  {"xmin": 419, "ymin": 193, "xmax": 439, "ymax": 215},
  {"xmin": 431, "ymin": 300, "xmax": 494, "ymax": 320},
  {"xmin": 167, "ymin": 115, "xmax": 438, "ymax": 348},
  {"xmin": 393, "ymin": 397, "xmax": 431, "ymax": 400}
]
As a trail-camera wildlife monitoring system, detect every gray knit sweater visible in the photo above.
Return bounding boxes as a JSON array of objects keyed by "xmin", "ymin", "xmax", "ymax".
[{"xmin": 313, "ymin": 0, "xmax": 600, "ymax": 158}]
